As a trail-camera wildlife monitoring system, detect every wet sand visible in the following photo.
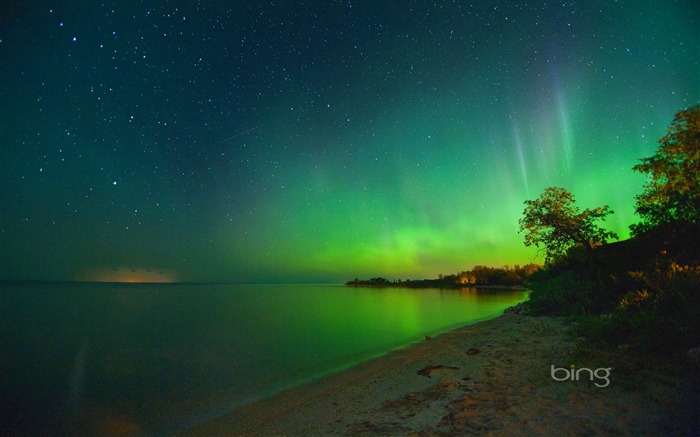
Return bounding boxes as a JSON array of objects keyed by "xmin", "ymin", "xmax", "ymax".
[{"xmin": 183, "ymin": 313, "xmax": 698, "ymax": 436}]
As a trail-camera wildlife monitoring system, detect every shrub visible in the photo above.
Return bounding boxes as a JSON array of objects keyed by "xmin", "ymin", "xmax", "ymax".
[{"xmin": 573, "ymin": 262, "xmax": 700, "ymax": 355}]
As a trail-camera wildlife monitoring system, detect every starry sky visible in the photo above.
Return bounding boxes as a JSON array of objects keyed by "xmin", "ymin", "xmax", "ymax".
[{"xmin": 1, "ymin": 1, "xmax": 698, "ymax": 283}]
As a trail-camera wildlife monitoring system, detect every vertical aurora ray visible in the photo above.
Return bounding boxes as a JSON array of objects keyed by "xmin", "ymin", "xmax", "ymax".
[
  {"xmin": 512, "ymin": 122, "xmax": 530, "ymax": 198},
  {"xmin": 553, "ymin": 80, "xmax": 575, "ymax": 176}
]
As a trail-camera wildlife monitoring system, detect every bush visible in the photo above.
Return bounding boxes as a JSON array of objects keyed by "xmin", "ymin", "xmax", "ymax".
[
  {"xmin": 526, "ymin": 258, "xmax": 629, "ymax": 316},
  {"xmin": 529, "ymin": 277, "xmax": 608, "ymax": 316},
  {"xmin": 572, "ymin": 262, "xmax": 700, "ymax": 355},
  {"xmin": 624, "ymin": 263, "xmax": 700, "ymax": 353}
]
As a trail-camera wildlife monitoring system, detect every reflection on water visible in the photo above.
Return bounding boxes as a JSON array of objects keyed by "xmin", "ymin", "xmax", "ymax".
[{"xmin": 0, "ymin": 282, "xmax": 526, "ymax": 435}]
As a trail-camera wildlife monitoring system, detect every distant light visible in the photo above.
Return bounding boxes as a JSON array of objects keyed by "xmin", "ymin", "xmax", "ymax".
[{"xmin": 81, "ymin": 267, "xmax": 179, "ymax": 283}]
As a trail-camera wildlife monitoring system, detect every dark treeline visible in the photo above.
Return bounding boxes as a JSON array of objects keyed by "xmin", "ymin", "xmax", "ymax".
[
  {"xmin": 523, "ymin": 105, "xmax": 700, "ymax": 358},
  {"xmin": 346, "ymin": 263, "xmax": 540, "ymax": 288}
]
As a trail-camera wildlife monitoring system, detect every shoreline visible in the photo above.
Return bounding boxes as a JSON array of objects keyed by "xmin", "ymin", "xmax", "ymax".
[{"xmin": 182, "ymin": 313, "xmax": 698, "ymax": 436}]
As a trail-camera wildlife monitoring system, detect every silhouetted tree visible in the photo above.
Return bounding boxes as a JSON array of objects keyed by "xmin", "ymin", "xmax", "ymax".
[
  {"xmin": 518, "ymin": 187, "xmax": 618, "ymax": 263},
  {"xmin": 631, "ymin": 104, "xmax": 700, "ymax": 235}
]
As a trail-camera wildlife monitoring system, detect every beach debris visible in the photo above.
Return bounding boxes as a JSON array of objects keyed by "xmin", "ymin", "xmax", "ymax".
[
  {"xmin": 466, "ymin": 347, "xmax": 480, "ymax": 355},
  {"xmin": 417, "ymin": 364, "xmax": 459, "ymax": 378}
]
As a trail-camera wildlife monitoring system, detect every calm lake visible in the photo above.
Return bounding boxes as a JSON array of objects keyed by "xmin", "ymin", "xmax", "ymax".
[{"xmin": 0, "ymin": 282, "xmax": 527, "ymax": 435}]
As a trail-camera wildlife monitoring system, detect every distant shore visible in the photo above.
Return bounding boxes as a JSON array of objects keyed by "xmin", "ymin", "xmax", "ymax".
[
  {"xmin": 183, "ymin": 312, "xmax": 697, "ymax": 436},
  {"xmin": 345, "ymin": 278, "xmax": 527, "ymax": 290}
]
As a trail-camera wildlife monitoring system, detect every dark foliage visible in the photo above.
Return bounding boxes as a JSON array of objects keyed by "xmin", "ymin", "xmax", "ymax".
[
  {"xmin": 524, "ymin": 106, "xmax": 700, "ymax": 358},
  {"xmin": 525, "ymin": 223, "xmax": 700, "ymax": 356},
  {"xmin": 518, "ymin": 187, "xmax": 618, "ymax": 264},
  {"xmin": 631, "ymin": 104, "xmax": 700, "ymax": 235}
]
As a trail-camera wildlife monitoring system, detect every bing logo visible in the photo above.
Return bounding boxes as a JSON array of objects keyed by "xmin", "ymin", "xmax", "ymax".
[{"xmin": 550, "ymin": 364, "xmax": 612, "ymax": 388}]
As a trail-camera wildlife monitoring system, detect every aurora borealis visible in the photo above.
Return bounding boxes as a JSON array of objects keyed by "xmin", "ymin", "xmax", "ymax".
[{"xmin": 1, "ymin": 1, "xmax": 698, "ymax": 283}]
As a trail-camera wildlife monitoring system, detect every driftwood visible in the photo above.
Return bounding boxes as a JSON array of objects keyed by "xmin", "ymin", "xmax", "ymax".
[{"xmin": 417, "ymin": 364, "xmax": 459, "ymax": 377}]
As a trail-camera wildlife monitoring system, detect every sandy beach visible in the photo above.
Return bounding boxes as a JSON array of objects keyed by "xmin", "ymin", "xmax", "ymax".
[{"xmin": 184, "ymin": 312, "xmax": 698, "ymax": 436}]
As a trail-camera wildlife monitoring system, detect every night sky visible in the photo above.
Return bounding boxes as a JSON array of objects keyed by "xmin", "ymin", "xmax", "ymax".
[{"xmin": 1, "ymin": 1, "xmax": 698, "ymax": 283}]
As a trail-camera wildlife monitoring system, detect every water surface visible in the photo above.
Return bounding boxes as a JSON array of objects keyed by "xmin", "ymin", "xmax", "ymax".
[{"xmin": 0, "ymin": 282, "xmax": 526, "ymax": 435}]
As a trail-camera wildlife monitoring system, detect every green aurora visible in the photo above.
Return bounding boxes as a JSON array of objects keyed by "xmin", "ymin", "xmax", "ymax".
[{"xmin": 1, "ymin": 1, "xmax": 698, "ymax": 282}]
